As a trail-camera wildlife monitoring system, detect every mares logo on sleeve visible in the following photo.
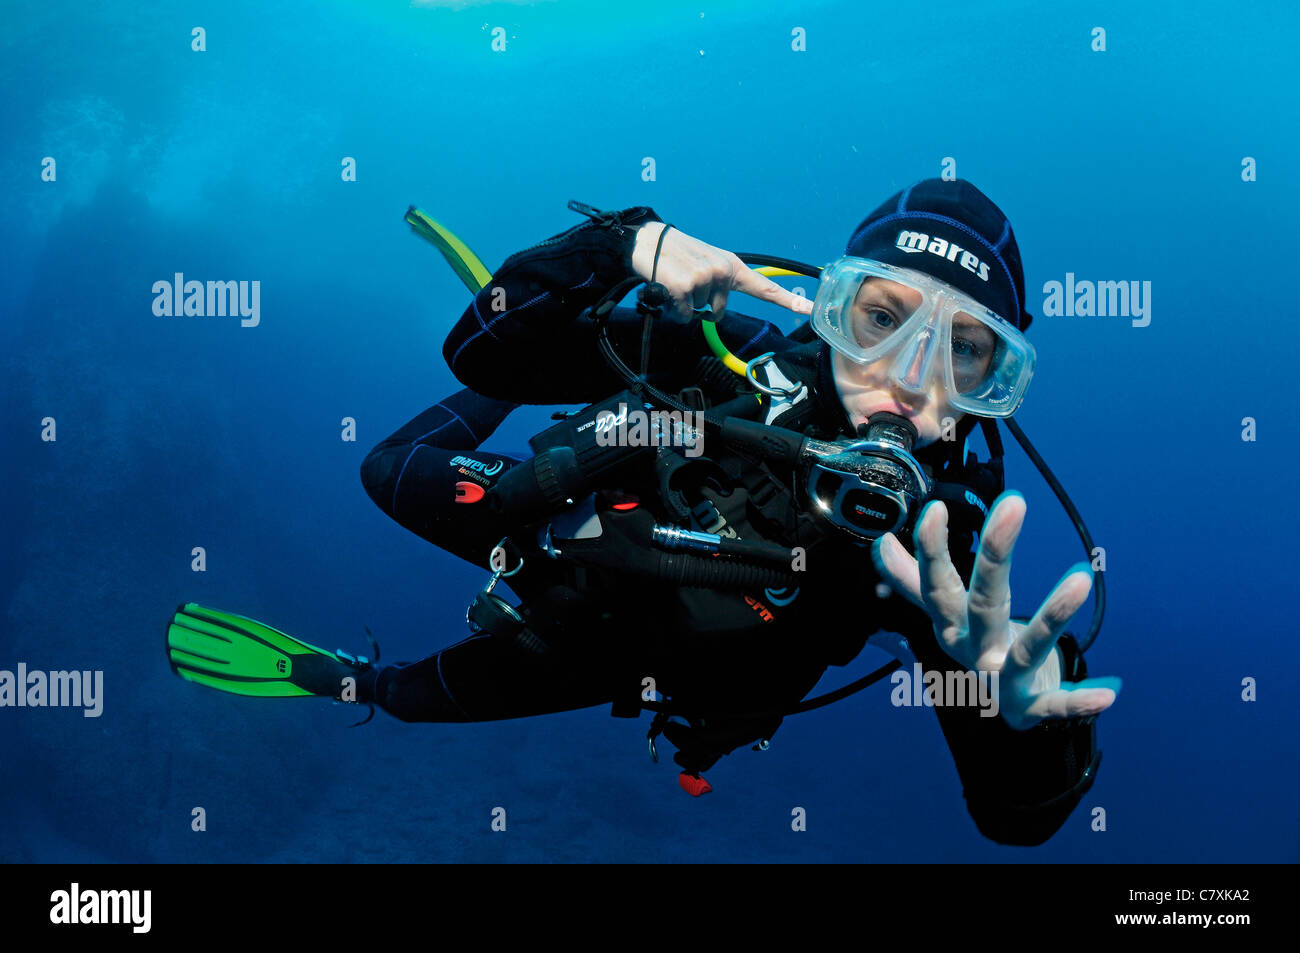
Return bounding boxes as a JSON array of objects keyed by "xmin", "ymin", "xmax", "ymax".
[{"xmin": 450, "ymin": 455, "xmax": 505, "ymax": 484}]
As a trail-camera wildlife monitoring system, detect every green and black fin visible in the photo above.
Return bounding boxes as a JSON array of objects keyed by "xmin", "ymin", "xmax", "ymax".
[
  {"xmin": 166, "ymin": 603, "xmax": 368, "ymax": 699},
  {"xmin": 405, "ymin": 206, "xmax": 494, "ymax": 294}
]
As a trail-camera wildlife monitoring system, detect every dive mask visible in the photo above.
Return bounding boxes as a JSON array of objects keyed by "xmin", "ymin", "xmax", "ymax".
[{"xmin": 810, "ymin": 256, "xmax": 1036, "ymax": 417}]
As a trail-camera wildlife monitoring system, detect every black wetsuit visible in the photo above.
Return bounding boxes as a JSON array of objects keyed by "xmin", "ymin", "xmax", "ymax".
[{"xmin": 358, "ymin": 206, "xmax": 1102, "ymax": 846}]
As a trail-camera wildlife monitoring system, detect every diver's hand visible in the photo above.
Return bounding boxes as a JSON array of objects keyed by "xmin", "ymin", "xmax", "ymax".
[
  {"xmin": 871, "ymin": 493, "xmax": 1121, "ymax": 730},
  {"xmin": 631, "ymin": 222, "xmax": 813, "ymax": 323}
]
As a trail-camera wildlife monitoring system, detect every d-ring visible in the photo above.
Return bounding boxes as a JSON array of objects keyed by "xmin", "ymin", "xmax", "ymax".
[
  {"xmin": 745, "ymin": 352, "xmax": 803, "ymax": 398},
  {"xmin": 490, "ymin": 537, "xmax": 525, "ymax": 577}
]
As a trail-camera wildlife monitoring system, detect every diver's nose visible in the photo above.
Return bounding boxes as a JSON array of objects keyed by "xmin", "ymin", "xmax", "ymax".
[{"xmin": 889, "ymin": 321, "xmax": 939, "ymax": 396}]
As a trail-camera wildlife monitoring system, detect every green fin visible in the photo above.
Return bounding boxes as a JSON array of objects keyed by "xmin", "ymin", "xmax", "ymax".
[
  {"xmin": 405, "ymin": 206, "xmax": 494, "ymax": 294},
  {"xmin": 166, "ymin": 603, "xmax": 357, "ymax": 699}
]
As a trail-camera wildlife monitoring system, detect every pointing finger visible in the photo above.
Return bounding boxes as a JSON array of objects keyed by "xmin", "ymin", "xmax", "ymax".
[{"xmin": 730, "ymin": 262, "xmax": 814, "ymax": 316}]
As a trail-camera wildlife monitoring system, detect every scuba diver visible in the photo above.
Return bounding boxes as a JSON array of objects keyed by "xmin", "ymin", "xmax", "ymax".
[{"xmin": 166, "ymin": 179, "xmax": 1120, "ymax": 846}]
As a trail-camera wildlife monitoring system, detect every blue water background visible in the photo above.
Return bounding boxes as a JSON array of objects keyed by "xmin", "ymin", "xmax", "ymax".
[{"xmin": 1, "ymin": 0, "xmax": 1297, "ymax": 862}]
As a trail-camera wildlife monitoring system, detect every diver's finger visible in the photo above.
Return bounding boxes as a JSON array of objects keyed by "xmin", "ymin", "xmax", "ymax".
[
  {"xmin": 666, "ymin": 265, "xmax": 714, "ymax": 321},
  {"xmin": 871, "ymin": 532, "xmax": 924, "ymax": 610},
  {"xmin": 913, "ymin": 501, "xmax": 970, "ymax": 632},
  {"xmin": 1021, "ymin": 678, "xmax": 1121, "ymax": 723},
  {"xmin": 690, "ymin": 280, "xmax": 713, "ymax": 312},
  {"xmin": 730, "ymin": 262, "xmax": 814, "ymax": 316},
  {"xmin": 1003, "ymin": 565, "xmax": 1092, "ymax": 682},
  {"xmin": 708, "ymin": 255, "xmax": 734, "ymax": 322},
  {"xmin": 655, "ymin": 272, "xmax": 693, "ymax": 322},
  {"xmin": 966, "ymin": 492, "xmax": 1026, "ymax": 658},
  {"xmin": 679, "ymin": 253, "xmax": 732, "ymax": 321}
]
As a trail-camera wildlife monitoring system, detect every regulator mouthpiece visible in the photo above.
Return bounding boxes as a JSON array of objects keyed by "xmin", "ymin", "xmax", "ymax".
[{"xmin": 806, "ymin": 413, "xmax": 929, "ymax": 542}]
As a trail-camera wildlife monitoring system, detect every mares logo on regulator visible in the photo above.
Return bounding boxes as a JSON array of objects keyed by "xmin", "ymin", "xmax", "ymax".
[{"xmin": 802, "ymin": 413, "xmax": 930, "ymax": 543}]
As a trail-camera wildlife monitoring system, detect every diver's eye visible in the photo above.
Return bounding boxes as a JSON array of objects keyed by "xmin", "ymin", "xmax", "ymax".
[
  {"xmin": 867, "ymin": 309, "xmax": 897, "ymax": 330},
  {"xmin": 951, "ymin": 336, "xmax": 986, "ymax": 360},
  {"xmin": 852, "ymin": 308, "xmax": 901, "ymax": 348}
]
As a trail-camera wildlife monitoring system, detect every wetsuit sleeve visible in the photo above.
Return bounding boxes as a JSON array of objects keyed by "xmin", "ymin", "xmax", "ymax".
[
  {"xmin": 360, "ymin": 387, "xmax": 526, "ymax": 570},
  {"xmin": 884, "ymin": 595, "xmax": 1102, "ymax": 846},
  {"xmin": 442, "ymin": 205, "xmax": 790, "ymax": 404},
  {"xmin": 935, "ymin": 634, "xmax": 1100, "ymax": 847}
]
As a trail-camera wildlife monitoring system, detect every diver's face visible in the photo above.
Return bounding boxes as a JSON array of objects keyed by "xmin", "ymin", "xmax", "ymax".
[{"xmin": 831, "ymin": 276, "xmax": 982, "ymax": 448}]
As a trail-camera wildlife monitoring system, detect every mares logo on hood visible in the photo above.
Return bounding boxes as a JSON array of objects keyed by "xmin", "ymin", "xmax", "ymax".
[
  {"xmin": 894, "ymin": 229, "xmax": 991, "ymax": 283},
  {"xmin": 450, "ymin": 455, "xmax": 504, "ymax": 477}
]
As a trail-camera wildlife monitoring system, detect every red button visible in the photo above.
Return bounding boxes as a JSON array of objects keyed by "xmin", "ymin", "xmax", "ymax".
[{"xmin": 455, "ymin": 482, "xmax": 485, "ymax": 503}]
